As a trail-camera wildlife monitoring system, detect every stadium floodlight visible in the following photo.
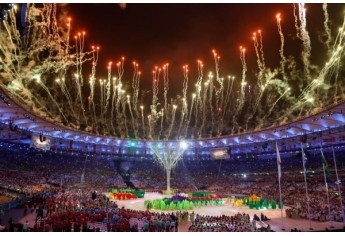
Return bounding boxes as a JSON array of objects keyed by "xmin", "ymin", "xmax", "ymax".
[
  {"xmin": 149, "ymin": 141, "xmax": 187, "ymax": 195},
  {"xmin": 179, "ymin": 140, "xmax": 188, "ymax": 150}
]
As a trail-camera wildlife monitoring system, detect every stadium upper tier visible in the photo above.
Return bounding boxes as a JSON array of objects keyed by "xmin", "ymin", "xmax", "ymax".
[{"xmin": 1, "ymin": 90, "xmax": 345, "ymax": 156}]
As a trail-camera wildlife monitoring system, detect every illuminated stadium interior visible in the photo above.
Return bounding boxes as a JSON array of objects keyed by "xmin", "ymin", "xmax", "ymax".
[{"xmin": 0, "ymin": 2, "xmax": 345, "ymax": 233}]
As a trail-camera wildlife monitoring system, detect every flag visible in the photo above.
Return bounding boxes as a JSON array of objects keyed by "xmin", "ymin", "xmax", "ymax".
[
  {"xmin": 276, "ymin": 142, "xmax": 282, "ymax": 179},
  {"xmin": 321, "ymin": 149, "xmax": 330, "ymax": 176}
]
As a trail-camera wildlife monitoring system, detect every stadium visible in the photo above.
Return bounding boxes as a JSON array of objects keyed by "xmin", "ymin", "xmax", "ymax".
[{"xmin": 0, "ymin": 2, "xmax": 345, "ymax": 233}]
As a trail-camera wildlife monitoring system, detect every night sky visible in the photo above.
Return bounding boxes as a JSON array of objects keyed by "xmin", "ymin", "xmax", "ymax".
[{"xmin": 64, "ymin": 3, "xmax": 343, "ymax": 94}]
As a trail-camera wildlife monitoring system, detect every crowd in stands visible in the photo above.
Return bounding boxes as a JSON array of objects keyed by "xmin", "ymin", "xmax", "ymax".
[
  {"xmin": 0, "ymin": 141, "xmax": 345, "ymax": 231},
  {"xmin": 188, "ymin": 213, "xmax": 264, "ymax": 232},
  {"xmin": 4, "ymin": 188, "xmax": 182, "ymax": 232}
]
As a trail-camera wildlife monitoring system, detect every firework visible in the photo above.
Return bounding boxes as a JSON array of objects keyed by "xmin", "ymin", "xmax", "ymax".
[{"xmin": 1, "ymin": 3, "xmax": 345, "ymax": 141}]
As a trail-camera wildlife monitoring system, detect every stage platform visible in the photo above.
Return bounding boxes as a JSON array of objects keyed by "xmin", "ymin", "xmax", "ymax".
[{"xmin": 109, "ymin": 192, "xmax": 345, "ymax": 232}]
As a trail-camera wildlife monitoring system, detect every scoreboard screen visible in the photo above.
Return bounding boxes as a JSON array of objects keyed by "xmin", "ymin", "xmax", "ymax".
[{"xmin": 210, "ymin": 148, "xmax": 230, "ymax": 160}]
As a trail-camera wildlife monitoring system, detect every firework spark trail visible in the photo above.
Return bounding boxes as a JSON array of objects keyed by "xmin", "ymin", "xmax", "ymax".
[
  {"xmin": 186, "ymin": 93, "xmax": 195, "ymax": 137},
  {"xmin": 297, "ymin": 21, "xmax": 345, "ymax": 104},
  {"xmin": 212, "ymin": 51, "xmax": 226, "ymax": 135},
  {"xmin": 72, "ymin": 33, "xmax": 87, "ymax": 126},
  {"xmin": 105, "ymin": 62, "xmax": 112, "ymax": 114},
  {"xmin": 103, "ymin": 78, "xmax": 107, "ymax": 122},
  {"xmin": 232, "ymin": 47, "xmax": 247, "ymax": 133},
  {"xmin": 89, "ymin": 47, "xmax": 99, "ymax": 129},
  {"xmin": 207, "ymin": 71, "xmax": 215, "ymax": 136},
  {"xmin": 110, "ymin": 75, "xmax": 117, "ymax": 135},
  {"xmin": 197, "ymin": 62, "xmax": 203, "ymax": 101},
  {"xmin": 321, "ymin": 23, "xmax": 345, "ymax": 98},
  {"xmin": 75, "ymin": 72, "xmax": 87, "ymax": 126},
  {"xmin": 35, "ymin": 77, "xmax": 69, "ymax": 124},
  {"xmin": 298, "ymin": 3, "xmax": 312, "ymax": 81},
  {"xmin": 222, "ymin": 75, "xmax": 235, "ymax": 121},
  {"xmin": 147, "ymin": 115, "xmax": 152, "ymax": 140},
  {"xmin": 329, "ymin": 31, "xmax": 344, "ymax": 99},
  {"xmin": 135, "ymin": 71, "xmax": 141, "ymax": 117},
  {"xmin": 45, "ymin": 4, "xmax": 53, "ymax": 34},
  {"xmin": 121, "ymin": 94, "xmax": 129, "ymax": 138},
  {"xmin": 253, "ymin": 32, "xmax": 263, "ymax": 71},
  {"xmin": 333, "ymin": 24, "xmax": 344, "ymax": 50},
  {"xmin": 1, "ymin": 80, "xmax": 56, "ymax": 121},
  {"xmin": 115, "ymin": 58, "xmax": 125, "ymax": 135},
  {"xmin": 158, "ymin": 63, "xmax": 168, "ymax": 138},
  {"xmin": 51, "ymin": 5, "xmax": 60, "ymax": 37},
  {"xmin": 163, "ymin": 63, "xmax": 169, "ymax": 112},
  {"xmin": 3, "ymin": 19, "xmax": 20, "ymax": 65},
  {"xmin": 214, "ymin": 54, "xmax": 222, "ymax": 135},
  {"xmin": 140, "ymin": 106, "xmax": 146, "ymax": 138},
  {"xmin": 132, "ymin": 62, "xmax": 138, "ymax": 104},
  {"xmin": 166, "ymin": 105, "xmax": 177, "ymax": 139},
  {"xmin": 151, "ymin": 68, "xmax": 160, "ymax": 112},
  {"xmin": 239, "ymin": 47, "xmax": 247, "ymax": 109},
  {"xmin": 257, "ymin": 30, "xmax": 266, "ymax": 70},
  {"xmin": 293, "ymin": 3, "xmax": 302, "ymax": 40},
  {"xmin": 155, "ymin": 69, "xmax": 164, "ymax": 139},
  {"xmin": 177, "ymin": 106, "xmax": 185, "ymax": 138},
  {"xmin": 296, "ymin": 78, "xmax": 324, "ymax": 104},
  {"xmin": 248, "ymin": 30, "xmax": 266, "ymax": 120},
  {"xmin": 199, "ymin": 78, "xmax": 209, "ymax": 138},
  {"xmin": 323, "ymin": 3, "xmax": 332, "ymax": 51},
  {"xmin": 103, "ymin": 62, "xmax": 112, "ymax": 131},
  {"xmin": 78, "ymin": 31, "xmax": 86, "ymax": 87},
  {"xmin": 182, "ymin": 65, "xmax": 189, "ymax": 103},
  {"xmin": 159, "ymin": 108, "xmax": 164, "ymax": 139},
  {"xmin": 332, "ymin": 22, "xmax": 345, "ymax": 97},
  {"xmin": 267, "ymin": 87, "xmax": 291, "ymax": 116},
  {"xmin": 65, "ymin": 17, "xmax": 71, "ymax": 55},
  {"xmin": 149, "ymin": 68, "xmax": 160, "ymax": 139},
  {"xmin": 288, "ymin": 17, "xmax": 345, "ymax": 115},
  {"xmin": 0, "ymin": 36, "xmax": 20, "ymax": 79},
  {"xmin": 127, "ymin": 94, "xmax": 137, "ymax": 138},
  {"xmin": 333, "ymin": 66, "xmax": 341, "ymax": 101},
  {"xmin": 99, "ymin": 79, "xmax": 104, "ymax": 123},
  {"xmin": 276, "ymin": 13, "xmax": 287, "ymax": 80},
  {"xmin": 56, "ymin": 78, "xmax": 77, "ymax": 119},
  {"xmin": 132, "ymin": 62, "xmax": 140, "ymax": 117},
  {"xmin": 217, "ymin": 76, "xmax": 225, "ymax": 136},
  {"xmin": 81, "ymin": 32, "xmax": 85, "ymax": 60},
  {"xmin": 116, "ymin": 92, "xmax": 124, "ymax": 137},
  {"xmin": 177, "ymin": 65, "xmax": 189, "ymax": 138},
  {"xmin": 31, "ymin": 94, "xmax": 56, "ymax": 119},
  {"xmin": 212, "ymin": 50, "xmax": 223, "ymax": 111},
  {"xmin": 196, "ymin": 60, "xmax": 204, "ymax": 95},
  {"xmin": 8, "ymin": 8, "xmax": 22, "ymax": 52},
  {"xmin": 74, "ymin": 34, "xmax": 79, "ymax": 75},
  {"xmin": 191, "ymin": 61, "xmax": 203, "ymax": 135},
  {"xmin": 248, "ymin": 34, "xmax": 268, "ymax": 126},
  {"xmin": 23, "ymin": 4, "xmax": 32, "ymax": 49},
  {"xmin": 253, "ymin": 70, "xmax": 278, "ymax": 114},
  {"xmin": 62, "ymin": 15, "xmax": 72, "ymax": 98}
]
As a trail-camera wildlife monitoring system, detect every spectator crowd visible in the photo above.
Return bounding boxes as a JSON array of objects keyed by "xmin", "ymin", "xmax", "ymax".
[{"xmin": 0, "ymin": 141, "xmax": 345, "ymax": 231}]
